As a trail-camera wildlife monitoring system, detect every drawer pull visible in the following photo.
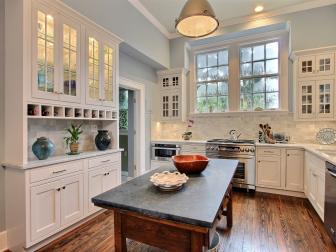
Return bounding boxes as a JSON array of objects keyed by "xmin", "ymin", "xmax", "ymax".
[
  {"xmin": 101, "ymin": 160, "xmax": 111, "ymax": 163},
  {"xmin": 53, "ymin": 169, "xmax": 66, "ymax": 174}
]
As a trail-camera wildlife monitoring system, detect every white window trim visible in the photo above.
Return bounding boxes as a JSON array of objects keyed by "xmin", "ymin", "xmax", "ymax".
[{"xmin": 189, "ymin": 31, "xmax": 289, "ymax": 116}]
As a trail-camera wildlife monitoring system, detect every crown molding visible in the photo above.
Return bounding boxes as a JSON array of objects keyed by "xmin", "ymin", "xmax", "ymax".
[
  {"xmin": 128, "ymin": 0, "xmax": 171, "ymax": 38},
  {"xmin": 129, "ymin": 0, "xmax": 336, "ymax": 40}
]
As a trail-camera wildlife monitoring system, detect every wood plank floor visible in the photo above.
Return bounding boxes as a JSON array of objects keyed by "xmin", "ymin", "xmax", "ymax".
[{"xmin": 38, "ymin": 191, "xmax": 336, "ymax": 252}]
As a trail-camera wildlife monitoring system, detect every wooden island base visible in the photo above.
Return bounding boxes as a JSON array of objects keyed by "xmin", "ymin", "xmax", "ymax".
[{"xmin": 114, "ymin": 185, "xmax": 233, "ymax": 252}]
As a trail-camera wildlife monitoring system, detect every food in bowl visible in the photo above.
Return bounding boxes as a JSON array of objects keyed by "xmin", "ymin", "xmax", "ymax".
[{"xmin": 172, "ymin": 155, "xmax": 209, "ymax": 174}]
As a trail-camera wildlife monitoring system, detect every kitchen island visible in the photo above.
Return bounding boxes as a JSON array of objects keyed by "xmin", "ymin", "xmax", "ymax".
[{"xmin": 92, "ymin": 159, "xmax": 238, "ymax": 252}]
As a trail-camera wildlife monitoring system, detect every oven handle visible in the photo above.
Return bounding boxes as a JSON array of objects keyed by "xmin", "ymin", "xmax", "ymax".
[{"xmin": 327, "ymin": 169, "xmax": 336, "ymax": 178}]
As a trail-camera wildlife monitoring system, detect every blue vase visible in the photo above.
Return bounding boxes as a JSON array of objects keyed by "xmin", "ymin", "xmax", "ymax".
[
  {"xmin": 95, "ymin": 130, "xmax": 111, "ymax": 151},
  {"xmin": 32, "ymin": 137, "xmax": 55, "ymax": 160}
]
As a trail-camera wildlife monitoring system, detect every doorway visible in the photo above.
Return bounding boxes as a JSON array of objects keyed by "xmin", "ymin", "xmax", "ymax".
[{"xmin": 119, "ymin": 88, "xmax": 135, "ymax": 182}]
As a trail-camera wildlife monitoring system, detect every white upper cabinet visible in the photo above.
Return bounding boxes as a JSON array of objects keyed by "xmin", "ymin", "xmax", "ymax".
[
  {"xmin": 32, "ymin": 2, "xmax": 81, "ymax": 103},
  {"xmin": 31, "ymin": 1, "xmax": 120, "ymax": 107},
  {"xmin": 157, "ymin": 69, "xmax": 187, "ymax": 121},
  {"xmin": 298, "ymin": 53, "xmax": 334, "ymax": 77},
  {"xmin": 294, "ymin": 47, "xmax": 336, "ymax": 121},
  {"xmin": 86, "ymin": 28, "xmax": 117, "ymax": 108}
]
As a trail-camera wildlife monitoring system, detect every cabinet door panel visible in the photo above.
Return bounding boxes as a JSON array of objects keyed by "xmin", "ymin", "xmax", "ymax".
[
  {"xmin": 316, "ymin": 171, "xmax": 325, "ymax": 220},
  {"xmin": 298, "ymin": 55, "xmax": 315, "ymax": 77},
  {"xmin": 31, "ymin": 181, "xmax": 60, "ymax": 241},
  {"xmin": 316, "ymin": 53, "xmax": 334, "ymax": 76},
  {"xmin": 59, "ymin": 15, "xmax": 81, "ymax": 103},
  {"xmin": 286, "ymin": 150, "xmax": 304, "ymax": 192},
  {"xmin": 170, "ymin": 92, "xmax": 181, "ymax": 119},
  {"xmin": 298, "ymin": 81, "xmax": 316, "ymax": 119},
  {"xmin": 103, "ymin": 167, "xmax": 120, "ymax": 191},
  {"xmin": 88, "ymin": 167, "xmax": 105, "ymax": 213},
  {"xmin": 161, "ymin": 94, "xmax": 170, "ymax": 119},
  {"xmin": 257, "ymin": 156, "xmax": 281, "ymax": 188},
  {"xmin": 32, "ymin": 3, "xmax": 59, "ymax": 101},
  {"xmin": 60, "ymin": 174, "xmax": 84, "ymax": 226},
  {"xmin": 102, "ymin": 43, "xmax": 116, "ymax": 107},
  {"xmin": 316, "ymin": 79, "xmax": 334, "ymax": 119}
]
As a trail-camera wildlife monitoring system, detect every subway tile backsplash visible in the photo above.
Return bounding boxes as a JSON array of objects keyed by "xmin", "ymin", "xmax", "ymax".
[{"xmin": 151, "ymin": 112, "xmax": 336, "ymax": 143}]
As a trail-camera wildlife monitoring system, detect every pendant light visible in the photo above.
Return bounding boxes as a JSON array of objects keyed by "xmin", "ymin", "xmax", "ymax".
[{"xmin": 175, "ymin": 0, "xmax": 219, "ymax": 38}]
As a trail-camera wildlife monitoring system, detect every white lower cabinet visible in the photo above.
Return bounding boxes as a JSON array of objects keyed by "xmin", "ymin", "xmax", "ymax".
[
  {"xmin": 257, "ymin": 155, "xmax": 281, "ymax": 188},
  {"xmin": 30, "ymin": 181, "xmax": 61, "ymax": 241},
  {"xmin": 31, "ymin": 174, "xmax": 84, "ymax": 242},
  {"xmin": 60, "ymin": 174, "xmax": 84, "ymax": 226},
  {"xmin": 286, "ymin": 149, "xmax": 304, "ymax": 191},
  {"xmin": 27, "ymin": 152, "xmax": 121, "ymax": 247},
  {"xmin": 88, "ymin": 164, "xmax": 120, "ymax": 213},
  {"xmin": 256, "ymin": 147, "xmax": 304, "ymax": 192},
  {"xmin": 305, "ymin": 151, "xmax": 325, "ymax": 220}
]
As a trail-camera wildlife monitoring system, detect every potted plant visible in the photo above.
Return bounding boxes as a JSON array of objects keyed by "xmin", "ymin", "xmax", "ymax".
[
  {"xmin": 64, "ymin": 124, "xmax": 83, "ymax": 154},
  {"xmin": 182, "ymin": 119, "xmax": 194, "ymax": 140}
]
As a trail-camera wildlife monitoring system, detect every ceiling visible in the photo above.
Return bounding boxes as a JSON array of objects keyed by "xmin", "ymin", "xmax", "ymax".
[{"xmin": 138, "ymin": 0, "xmax": 320, "ymax": 33}]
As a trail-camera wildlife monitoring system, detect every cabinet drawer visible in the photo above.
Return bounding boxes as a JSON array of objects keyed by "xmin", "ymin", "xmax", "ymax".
[
  {"xmin": 88, "ymin": 153, "xmax": 121, "ymax": 169},
  {"xmin": 30, "ymin": 160, "xmax": 84, "ymax": 183},
  {"xmin": 257, "ymin": 148, "xmax": 281, "ymax": 156}
]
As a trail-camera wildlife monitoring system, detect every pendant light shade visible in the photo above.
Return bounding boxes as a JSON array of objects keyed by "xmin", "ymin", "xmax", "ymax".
[{"xmin": 175, "ymin": 0, "xmax": 219, "ymax": 38}]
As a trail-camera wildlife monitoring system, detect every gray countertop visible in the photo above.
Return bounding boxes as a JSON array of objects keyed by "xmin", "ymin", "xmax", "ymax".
[{"xmin": 92, "ymin": 159, "xmax": 238, "ymax": 228}]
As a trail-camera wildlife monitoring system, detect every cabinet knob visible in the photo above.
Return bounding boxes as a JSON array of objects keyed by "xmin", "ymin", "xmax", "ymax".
[
  {"xmin": 62, "ymin": 186, "xmax": 66, "ymax": 190},
  {"xmin": 56, "ymin": 188, "xmax": 61, "ymax": 191},
  {"xmin": 287, "ymin": 154, "xmax": 290, "ymax": 156},
  {"xmin": 258, "ymin": 160, "xmax": 261, "ymax": 163}
]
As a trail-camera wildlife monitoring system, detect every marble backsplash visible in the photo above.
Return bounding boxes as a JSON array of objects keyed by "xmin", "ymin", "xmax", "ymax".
[
  {"xmin": 151, "ymin": 112, "xmax": 336, "ymax": 144},
  {"xmin": 28, "ymin": 119, "xmax": 104, "ymax": 160}
]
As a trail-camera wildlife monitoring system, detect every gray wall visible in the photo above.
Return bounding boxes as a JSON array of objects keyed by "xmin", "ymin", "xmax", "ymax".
[
  {"xmin": 170, "ymin": 5, "xmax": 336, "ymax": 68},
  {"xmin": 61, "ymin": 0, "xmax": 170, "ymax": 68},
  {"xmin": 0, "ymin": 0, "xmax": 5, "ymax": 233}
]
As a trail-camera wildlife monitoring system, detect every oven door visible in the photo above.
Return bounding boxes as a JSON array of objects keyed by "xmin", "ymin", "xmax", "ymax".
[
  {"xmin": 233, "ymin": 157, "xmax": 255, "ymax": 188},
  {"xmin": 151, "ymin": 146, "xmax": 181, "ymax": 161},
  {"xmin": 208, "ymin": 155, "xmax": 255, "ymax": 189}
]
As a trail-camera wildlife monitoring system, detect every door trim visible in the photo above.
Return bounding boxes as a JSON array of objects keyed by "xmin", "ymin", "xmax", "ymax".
[{"xmin": 119, "ymin": 77, "xmax": 146, "ymax": 177}]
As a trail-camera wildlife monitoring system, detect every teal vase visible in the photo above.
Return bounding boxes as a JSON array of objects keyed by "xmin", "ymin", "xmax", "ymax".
[{"xmin": 32, "ymin": 137, "xmax": 55, "ymax": 160}]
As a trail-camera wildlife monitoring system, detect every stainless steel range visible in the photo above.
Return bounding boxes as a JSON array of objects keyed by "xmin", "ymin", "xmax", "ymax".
[{"xmin": 206, "ymin": 139, "xmax": 256, "ymax": 190}]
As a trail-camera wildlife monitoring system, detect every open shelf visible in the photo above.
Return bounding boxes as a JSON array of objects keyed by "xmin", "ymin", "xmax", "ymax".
[{"xmin": 27, "ymin": 103, "xmax": 118, "ymax": 121}]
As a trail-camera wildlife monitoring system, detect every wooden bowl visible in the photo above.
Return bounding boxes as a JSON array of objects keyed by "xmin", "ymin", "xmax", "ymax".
[{"xmin": 172, "ymin": 155, "xmax": 209, "ymax": 174}]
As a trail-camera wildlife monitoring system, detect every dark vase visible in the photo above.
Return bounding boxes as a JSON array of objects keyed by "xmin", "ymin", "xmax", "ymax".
[
  {"xmin": 32, "ymin": 137, "xmax": 55, "ymax": 160},
  {"xmin": 95, "ymin": 130, "xmax": 112, "ymax": 151}
]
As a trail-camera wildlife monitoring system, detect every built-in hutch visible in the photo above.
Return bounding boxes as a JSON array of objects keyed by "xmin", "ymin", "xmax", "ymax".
[
  {"xmin": 293, "ymin": 46, "xmax": 336, "ymax": 120},
  {"xmin": 157, "ymin": 68, "xmax": 187, "ymax": 122},
  {"xmin": 3, "ymin": 0, "xmax": 122, "ymax": 251}
]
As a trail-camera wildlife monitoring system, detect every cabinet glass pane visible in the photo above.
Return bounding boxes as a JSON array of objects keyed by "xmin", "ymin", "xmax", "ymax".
[
  {"xmin": 104, "ymin": 46, "xmax": 114, "ymax": 102},
  {"xmin": 318, "ymin": 83, "xmax": 331, "ymax": 114},
  {"xmin": 63, "ymin": 24, "xmax": 77, "ymax": 96},
  {"xmin": 88, "ymin": 37, "xmax": 99, "ymax": 99},
  {"xmin": 37, "ymin": 11, "xmax": 55, "ymax": 93},
  {"xmin": 301, "ymin": 85, "xmax": 313, "ymax": 115}
]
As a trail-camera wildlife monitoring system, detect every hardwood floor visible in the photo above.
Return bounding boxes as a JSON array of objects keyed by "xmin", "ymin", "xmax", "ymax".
[{"xmin": 38, "ymin": 191, "xmax": 336, "ymax": 252}]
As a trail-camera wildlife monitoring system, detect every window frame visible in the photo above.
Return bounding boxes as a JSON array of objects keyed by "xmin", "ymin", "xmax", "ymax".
[
  {"xmin": 190, "ymin": 32, "xmax": 289, "ymax": 115},
  {"xmin": 239, "ymin": 40, "xmax": 281, "ymax": 111},
  {"xmin": 195, "ymin": 48, "xmax": 230, "ymax": 113}
]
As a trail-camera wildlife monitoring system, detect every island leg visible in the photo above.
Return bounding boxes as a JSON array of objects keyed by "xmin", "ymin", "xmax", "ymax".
[
  {"xmin": 191, "ymin": 232, "xmax": 206, "ymax": 252},
  {"xmin": 226, "ymin": 186, "xmax": 233, "ymax": 228},
  {"xmin": 114, "ymin": 210, "xmax": 127, "ymax": 252}
]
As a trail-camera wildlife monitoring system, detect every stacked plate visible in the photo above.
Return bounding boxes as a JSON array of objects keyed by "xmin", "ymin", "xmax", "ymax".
[
  {"xmin": 316, "ymin": 128, "xmax": 336, "ymax": 145},
  {"xmin": 150, "ymin": 171, "xmax": 189, "ymax": 191}
]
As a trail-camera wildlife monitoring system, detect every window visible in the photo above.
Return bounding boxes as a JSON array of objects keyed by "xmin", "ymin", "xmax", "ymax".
[
  {"xmin": 196, "ymin": 50, "xmax": 229, "ymax": 113},
  {"xmin": 240, "ymin": 41, "xmax": 279, "ymax": 110}
]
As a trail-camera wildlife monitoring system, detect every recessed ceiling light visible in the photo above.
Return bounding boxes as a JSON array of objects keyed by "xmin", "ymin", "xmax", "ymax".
[{"xmin": 254, "ymin": 5, "xmax": 264, "ymax": 13}]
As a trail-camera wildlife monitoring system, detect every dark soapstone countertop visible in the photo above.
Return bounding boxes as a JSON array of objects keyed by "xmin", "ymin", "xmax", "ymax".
[{"xmin": 92, "ymin": 159, "xmax": 238, "ymax": 228}]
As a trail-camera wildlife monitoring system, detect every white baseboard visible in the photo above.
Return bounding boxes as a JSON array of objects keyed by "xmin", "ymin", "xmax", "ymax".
[
  {"xmin": 256, "ymin": 187, "xmax": 306, "ymax": 198},
  {"xmin": 0, "ymin": 230, "xmax": 7, "ymax": 252}
]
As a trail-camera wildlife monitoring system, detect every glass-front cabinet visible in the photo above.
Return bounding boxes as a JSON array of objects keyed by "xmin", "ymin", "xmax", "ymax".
[
  {"xmin": 298, "ymin": 80, "xmax": 334, "ymax": 120},
  {"xmin": 86, "ymin": 29, "xmax": 116, "ymax": 107},
  {"xmin": 298, "ymin": 53, "xmax": 334, "ymax": 78},
  {"xmin": 32, "ymin": 3, "xmax": 81, "ymax": 103}
]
